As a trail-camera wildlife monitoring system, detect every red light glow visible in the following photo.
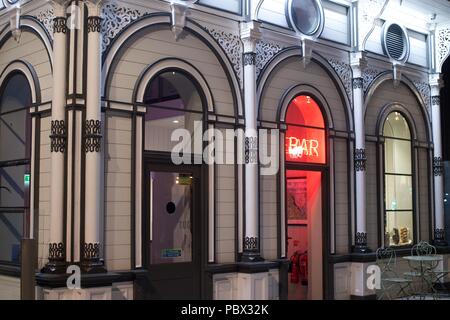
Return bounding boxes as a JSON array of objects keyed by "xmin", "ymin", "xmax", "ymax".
[{"xmin": 285, "ymin": 95, "xmax": 326, "ymax": 164}]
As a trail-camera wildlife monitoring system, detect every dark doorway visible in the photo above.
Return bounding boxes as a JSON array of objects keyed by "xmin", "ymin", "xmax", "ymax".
[
  {"xmin": 441, "ymin": 58, "xmax": 450, "ymax": 242},
  {"xmin": 141, "ymin": 162, "xmax": 202, "ymax": 299}
]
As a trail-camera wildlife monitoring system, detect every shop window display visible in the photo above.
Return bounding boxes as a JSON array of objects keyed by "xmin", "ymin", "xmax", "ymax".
[{"xmin": 383, "ymin": 112, "xmax": 414, "ymax": 247}]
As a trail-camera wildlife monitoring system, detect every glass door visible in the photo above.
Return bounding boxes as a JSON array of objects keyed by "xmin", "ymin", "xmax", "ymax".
[{"xmin": 144, "ymin": 164, "xmax": 201, "ymax": 299}]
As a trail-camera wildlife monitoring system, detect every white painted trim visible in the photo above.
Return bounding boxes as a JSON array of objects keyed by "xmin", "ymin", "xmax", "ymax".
[
  {"xmin": 208, "ymin": 123, "xmax": 215, "ymax": 262},
  {"xmin": 135, "ymin": 115, "xmax": 143, "ymax": 268}
]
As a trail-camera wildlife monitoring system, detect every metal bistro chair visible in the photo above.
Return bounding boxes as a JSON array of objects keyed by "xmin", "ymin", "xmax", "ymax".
[
  {"xmin": 376, "ymin": 247, "xmax": 413, "ymax": 300},
  {"xmin": 405, "ymin": 241, "xmax": 440, "ymax": 299}
]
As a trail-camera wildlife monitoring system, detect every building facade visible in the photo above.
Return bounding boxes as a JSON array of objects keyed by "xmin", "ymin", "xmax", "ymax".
[{"xmin": 0, "ymin": 0, "xmax": 450, "ymax": 300}]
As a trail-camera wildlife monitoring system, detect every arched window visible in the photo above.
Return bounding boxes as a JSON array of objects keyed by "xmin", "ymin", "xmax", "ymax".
[
  {"xmin": 0, "ymin": 72, "xmax": 32, "ymax": 264},
  {"xmin": 285, "ymin": 95, "xmax": 326, "ymax": 164},
  {"xmin": 143, "ymin": 70, "xmax": 203, "ymax": 156},
  {"xmin": 383, "ymin": 111, "xmax": 414, "ymax": 247}
]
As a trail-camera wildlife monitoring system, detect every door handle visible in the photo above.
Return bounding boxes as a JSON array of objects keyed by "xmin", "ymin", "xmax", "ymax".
[{"xmin": 150, "ymin": 176, "xmax": 154, "ymax": 242}]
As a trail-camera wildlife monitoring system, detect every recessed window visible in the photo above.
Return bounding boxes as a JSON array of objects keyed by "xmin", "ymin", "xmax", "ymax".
[
  {"xmin": 288, "ymin": 0, "xmax": 324, "ymax": 37},
  {"xmin": 383, "ymin": 112, "xmax": 414, "ymax": 247},
  {"xmin": 382, "ymin": 22, "xmax": 410, "ymax": 62},
  {"xmin": 0, "ymin": 72, "xmax": 32, "ymax": 265},
  {"xmin": 143, "ymin": 70, "xmax": 203, "ymax": 154}
]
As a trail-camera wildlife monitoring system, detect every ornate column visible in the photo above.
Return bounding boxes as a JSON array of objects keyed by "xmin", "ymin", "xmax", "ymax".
[
  {"xmin": 82, "ymin": 0, "xmax": 105, "ymax": 273},
  {"xmin": 42, "ymin": 0, "xmax": 69, "ymax": 274},
  {"xmin": 351, "ymin": 52, "xmax": 369, "ymax": 253},
  {"xmin": 241, "ymin": 22, "xmax": 263, "ymax": 262},
  {"xmin": 430, "ymin": 73, "xmax": 447, "ymax": 246}
]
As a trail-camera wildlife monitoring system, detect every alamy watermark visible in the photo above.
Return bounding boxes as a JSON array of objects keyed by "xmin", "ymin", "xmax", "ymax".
[{"xmin": 170, "ymin": 123, "xmax": 280, "ymax": 176}]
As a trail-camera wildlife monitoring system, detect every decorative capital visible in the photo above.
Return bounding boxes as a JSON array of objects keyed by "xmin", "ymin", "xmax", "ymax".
[
  {"xmin": 41, "ymin": 242, "xmax": 67, "ymax": 274},
  {"xmin": 355, "ymin": 148, "xmax": 367, "ymax": 171},
  {"xmin": 84, "ymin": 119, "xmax": 102, "ymax": 152},
  {"xmin": 53, "ymin": 16, "xmax": 67, "ymax": 34},
  {"xmin": 434, "ymin": 228, "xmax": 447, "ymax": 247},
  {"xmin": 87, "ymin": 16, "xmax": 102, "ymax": 33},
  {"xmin": 244, "ymin": 236, "xmax": 258, "ymax": 252},
  {"xmin": 50, "ymin": 120, "xmax": 67, "ymax": 153},
  {"xmin": 243, "ymin": 52, "xmax": 256, "ymax": 66},
  {"xmin": 352, "ymin": 77, "xmax": 363, "ymax": 90},
  {"xmin": 355, "ymin": 232, "xmax": 368, "ymax": 247},
  {"xmin": 240, "ymin": 21, "xmax": 262, "ymax": 53},
  {"xmin": 433, "ymin": 157, "xmax": 444, "ymax": 176},
  {"xmin": 431, "ymin": 96, "xmax": 440, "ymax": 106},
  {"xmin": 245, "ymin": 136, "xmax": 258, "ymax": 164}
]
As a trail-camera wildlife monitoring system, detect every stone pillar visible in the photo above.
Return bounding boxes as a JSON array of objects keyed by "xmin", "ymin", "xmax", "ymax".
[
  {"xmin": 42, "ymin": 0, "xmax": 69, "ymax": 274},
  {"xmin": 240, "ymin": 21, "xmax": 263, "ymax": 262},
  {"xmin": 82, "ymin": 0, "xmax": 106, "ymax": 273},
  {"xmin": 430, "ymin": 73, "xmax": 447, "ymax": 246},
  {"xmin": 351, "ymin": 52, "xmax": 369, "ymax": 253}
]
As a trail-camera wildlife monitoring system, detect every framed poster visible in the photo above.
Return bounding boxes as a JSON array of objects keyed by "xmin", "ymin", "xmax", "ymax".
[{"xmin": 286, "ymin": 177, "xmax": 307, "ymax": 225}]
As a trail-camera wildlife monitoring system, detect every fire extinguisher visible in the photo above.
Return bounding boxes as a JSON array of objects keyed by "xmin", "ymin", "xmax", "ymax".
[
  {"xmin": 290, "ymin": 252, "xmax": 299, "ymax": 284},
  {"xmin": 299, "ymin": 252, "xmax": 308, "ymax": 285}
]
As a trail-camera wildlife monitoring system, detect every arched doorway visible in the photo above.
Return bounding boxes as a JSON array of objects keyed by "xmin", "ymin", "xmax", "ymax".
[
  {"xmin": 141, "ymin": 69, "xmax": 206, "ymax": 299},
  {"xmin": 285, "ymin": 95, "xmax": 327, "ymax": 300},
  {"xmin": 441, "ymin": 59, "xmax": 450, "ymax": 243}
]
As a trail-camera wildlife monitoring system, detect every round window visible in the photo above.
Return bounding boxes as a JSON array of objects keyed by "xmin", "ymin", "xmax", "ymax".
[
  {"xmin": 382, "ymin": 22, "xmax": 410, "ymax": 62},
  {"xmin": 288, "ymin": 0, "xmax": 324, "ymax": 36}
]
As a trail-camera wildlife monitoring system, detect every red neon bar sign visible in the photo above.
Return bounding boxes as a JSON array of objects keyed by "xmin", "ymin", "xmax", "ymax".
[{"xmin": 285, "ymin": 95, "xmax": 326, "ymax": 164}]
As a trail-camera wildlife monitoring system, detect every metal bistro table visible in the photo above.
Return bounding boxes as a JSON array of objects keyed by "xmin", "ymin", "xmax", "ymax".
[{"xmin": 403, "ymin": 255, "xmax": 443, "ymax": 299}]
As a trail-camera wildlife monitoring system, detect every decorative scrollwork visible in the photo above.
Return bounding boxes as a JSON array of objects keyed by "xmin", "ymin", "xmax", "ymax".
[
  {"xmin": 101, "ymin": 3, "xmax": 145, "ymax": 52},
  {"xmin": 87, "ymin": 16, "xmax": 102, "ymax": 33},
  {"xmin": 256, "ymin": 41, "xmax": 283, "ymax": 78},
  {"xmin": 433, "ymin": 157, "xmax": 444, "ymax": 176},
  {"xmin": 244, "ymin": 237, "xmax": 258, "ymax": 251},
  {"xmin": 243, "ymin": 52, "xmax": 256, "ymax": 66},
  {"xmin": 245, "ymin": 137, "xmax": 258, "ymax": 164},
  {"xmin": 53, "ymin": 16, "xmax": 67, "ymax": 34},
  {"xmin": 437, "ymin": 27, "xmax": 450, "ymax": 70},
  {"xmin": 413, "ymin": 80, "xmax": 431, "ymax": 113},
  {"xmin": 327, "ymin": 58, "xmax": 353, "ymax": 101},
  {"xmin": 354, "ymin": 148, "xmax": 367, "ymax": 172},
  {"xmin": 50, "ymin": 120, "xmax": 67, "ymax": 153},
  {"xmin": 82, "ymin": 242, "xmax": 100, "ymax": 261},
  {"xmin": 362, "ymin": 67, "xmax": 383, "ymax": 92},
  {"xmin": 84, "ymin": 119, "xmax": 102, "ymax": 153},
  {"xmin": 204, "ymin": 27, "xmax": 242, "ymax": 86},
  {"xmin": 48, "ymin": 242, "xmax": 65, "ymax": 261},
  {"xmin": 36, "ymin": 8, "xmax": 55, "ymax": 39},
  {"xmin": 353, "ymin": 77, "xmax": 363, "ymax": 89},
  {"xmin": 355, "ymin": 232, "xmax": 368, "ymax": 247},
  {"xmin": 431, "ymin": 96, "xmax": 440, "ymax": 106}
]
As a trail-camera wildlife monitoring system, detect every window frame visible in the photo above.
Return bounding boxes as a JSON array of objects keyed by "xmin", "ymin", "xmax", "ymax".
[
  {"xmin": 381, "ymin": 110, "xmax": 417, "ymax": 248},
  {"xmin": 0, "ymin": 71, "xmax": 32, "ymax": 266}
]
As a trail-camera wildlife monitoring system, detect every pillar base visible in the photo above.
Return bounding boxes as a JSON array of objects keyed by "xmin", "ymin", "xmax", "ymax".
[
  {"xmin": 241, "ymin": 251, "xmax": 265, "ymax": 263},
  {"xmin": 41, "ymin": 243, "xmax": 67, "ymax": 274},
  {"xmin": 352, "ymin": 232, "xmax": 371, "ymax": 253},
  {"xmin": 434, "ymin": 229, "xmax": 448, "ymax": 247},
  {"xmin": 352, "ymin": 245, "xmax": 371, "ymax": 254},
  {"xmin": 81, "ymin": 259, "xmax": 107, "ymax": 274},
  {"xmin": 41, "ymin": 260, "xmax": 67, "ymax": 274}
]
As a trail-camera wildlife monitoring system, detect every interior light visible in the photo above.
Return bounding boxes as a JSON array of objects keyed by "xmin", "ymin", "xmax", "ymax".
[
  {"xmin": 306, "ymin": 96, "xmax": 311, "ymax": 104},
  {"xmin": 173, "ymin": 120, "xmax": 179, "ymax": 124}
]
